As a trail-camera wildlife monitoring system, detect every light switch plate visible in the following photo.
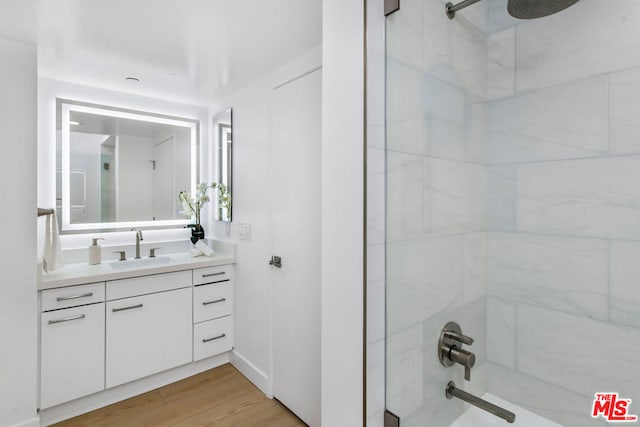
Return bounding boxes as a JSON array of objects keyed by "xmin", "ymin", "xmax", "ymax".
[{"xmin": 239, "ymin": 223, "xmax": 251, "ymax": 240}]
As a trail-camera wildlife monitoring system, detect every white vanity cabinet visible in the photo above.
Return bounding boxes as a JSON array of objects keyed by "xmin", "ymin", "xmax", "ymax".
[
  {"xmin": 105, "ymin": 271, "xmax": 193, "ymax": 388},
  {"xmin": 39, "ymin": 259, "xmax": 235, "ymax": 414},
  {"xmin": 40, "ymin": 283, "xmax": 106, "ymax": 409}
]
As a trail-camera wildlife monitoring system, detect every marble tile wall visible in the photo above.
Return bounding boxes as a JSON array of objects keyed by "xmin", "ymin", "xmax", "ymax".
[
  {"xmin": 385, "ymin": 0, "xmax": 489, "ymax": 424},
  {"xmin": 488, "ymin": 233, "xmax": 608, "ymax": 320},
  {"xmin": 515, "ymin": 0, "xmax": 640, "ymax": 92},
  {"xmin": 488, "ymin": 76, "xmax": 609, "ymax": 164},
  {"xmin": 486, "ymin": 1, "xmax": 640, "ymax": 426},
  {"xmin": 609, "ymin": 241, "xmax": 640, "ymax": 329}
]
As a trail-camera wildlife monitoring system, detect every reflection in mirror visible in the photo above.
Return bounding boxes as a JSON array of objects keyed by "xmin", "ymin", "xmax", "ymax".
[
  {"xmin": 213, "ymin": 109, "xmax": 232, "ymax": 222},
  {"xmin": 56, "ymin": 99, "xmax": 199, "ymax": 232}
]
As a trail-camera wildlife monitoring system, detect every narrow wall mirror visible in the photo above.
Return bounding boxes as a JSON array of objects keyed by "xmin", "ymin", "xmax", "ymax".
[
  {"xmin": 56, "ymin": 99, "xmax": 199, "ymax": 232},
  {"xmin": 213, "ymin": 108, "xmax": 233, "ymax": 222}
]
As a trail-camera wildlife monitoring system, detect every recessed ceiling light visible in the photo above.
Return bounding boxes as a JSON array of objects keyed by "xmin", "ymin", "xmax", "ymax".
[
  {"xmin": 69, "ymin": 120, "xmax": 81, "ymax": 126},
  {"xmin": 125, "ymin": 77, "xmax": 140, "ymax": 82}
]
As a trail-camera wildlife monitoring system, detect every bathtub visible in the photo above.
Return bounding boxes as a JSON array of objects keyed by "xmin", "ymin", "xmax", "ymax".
[{"xmin": 450, "ymin": 393, "xmax": 563, "ymax": 427}]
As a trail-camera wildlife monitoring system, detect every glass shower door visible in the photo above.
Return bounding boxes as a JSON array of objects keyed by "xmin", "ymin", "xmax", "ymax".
[
  {"xmin": 384, "ymin": 0, "xmax": 640, "ymax": 426},
  {"xmin": 384, "ymin": 0, "xmax": 489, "ymax": 424}
]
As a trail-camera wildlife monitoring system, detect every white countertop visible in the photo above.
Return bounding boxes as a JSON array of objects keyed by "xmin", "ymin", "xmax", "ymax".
[{"xmin": 39, "ymin": 251, "xmax": 235, "ymax": 290}]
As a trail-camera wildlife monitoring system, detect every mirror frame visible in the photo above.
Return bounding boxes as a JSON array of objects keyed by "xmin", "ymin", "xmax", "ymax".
[{"xmin": 58, "ymin": 99, "xmax": 199, "ymax": 232}]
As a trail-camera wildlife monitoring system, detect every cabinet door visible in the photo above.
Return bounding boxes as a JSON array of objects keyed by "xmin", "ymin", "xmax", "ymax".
[
  {"xmin": 40, "ymin": 303, "xmax": 105, "ymax": 408},
  {"xmin": 106, "ymin": 287, "xmax": 192, "ymax": 388}
]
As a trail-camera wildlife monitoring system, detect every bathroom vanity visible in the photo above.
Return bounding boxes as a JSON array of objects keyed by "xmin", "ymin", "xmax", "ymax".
[{"xmin": 38, "ymin": 249, "xmax": 235, "ymax": 424}]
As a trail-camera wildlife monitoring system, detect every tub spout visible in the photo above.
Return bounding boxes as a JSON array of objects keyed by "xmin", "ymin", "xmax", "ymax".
[{"xmin": 446, "ymin": 381, "xmax": 516, "ymax": 424}]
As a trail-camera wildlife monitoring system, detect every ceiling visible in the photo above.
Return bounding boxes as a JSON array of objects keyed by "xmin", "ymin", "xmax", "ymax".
[{"xmin": 0, "ymin": 0, "xmax": 322, "ymax": 105}]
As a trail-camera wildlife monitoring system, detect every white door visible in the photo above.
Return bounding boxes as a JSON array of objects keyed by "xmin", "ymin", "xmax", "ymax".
[{"xmin": 271, "ymin": 68, "xmax": 322, "ymax": 427}]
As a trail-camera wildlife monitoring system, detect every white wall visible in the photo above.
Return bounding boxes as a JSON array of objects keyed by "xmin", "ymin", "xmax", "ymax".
[
  {"xmin": 209, "ymin": 46, "xmax": 322, "ymax": 395},
  {"xmin": 0, "ymin": 37, "xmax": 39, "ymax": 427},
  {"xmin": 321, "ymin": 0, "xmax": 365, "ymax": 425}
]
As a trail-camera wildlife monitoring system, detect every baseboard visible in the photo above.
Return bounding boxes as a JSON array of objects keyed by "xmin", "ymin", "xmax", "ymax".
[
  {"xmin": 231, "ymin": 350, "xmax": 270, "ymax": 397},
  {"xmin": 39, "ymin": 353, "xmax": 230, "ymax": 426},
  {"xmin": 10, "ymin": 416, "xmax": 40, "ymax": 427}
]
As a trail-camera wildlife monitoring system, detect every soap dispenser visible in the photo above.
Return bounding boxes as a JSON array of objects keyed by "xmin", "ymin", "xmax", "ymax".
[{"xmin": 89, "ymin": 238, "xmax": 105, "ymax": 265}]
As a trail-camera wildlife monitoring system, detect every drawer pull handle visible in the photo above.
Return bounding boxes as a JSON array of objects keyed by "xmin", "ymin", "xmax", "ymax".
[
  {"xmin": 202, "ymin": 272, "xmax": 225, "ymax": 278},
  {"xmin": 203, "ymin": 333, "xmax": 226, "ymax": 343},
  {"xmin": 56, "ymin": 292, "xmax": 94, "ymax": 302},
  {"xmin": 112, "ymin": 304, "xmax": 143, "ymax": 312},
  {"xmin": 48, "ymin": 314, "xmax": 86, "ymax": 324},
  {"xmin": 195, "ymin": 279, "xmax": 230, "ymax": 287},
  {"xmin": 203, "ymin": 298, "xmax": 226, "ymax": 306}
]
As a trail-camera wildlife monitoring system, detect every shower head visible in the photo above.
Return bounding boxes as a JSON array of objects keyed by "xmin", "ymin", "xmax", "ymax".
[
  {"xmin": 446, "ymin": 0, "xmax": 580, "ymax": 20},
  {"xmin": 507, "ymin": 0, "xmax": 580, "ymax": 19}
]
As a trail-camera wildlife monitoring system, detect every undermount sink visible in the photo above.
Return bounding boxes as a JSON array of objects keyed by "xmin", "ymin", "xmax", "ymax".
[{"xmin": 109, "ymin": 256, "xmax": 171, "ymax": 270}]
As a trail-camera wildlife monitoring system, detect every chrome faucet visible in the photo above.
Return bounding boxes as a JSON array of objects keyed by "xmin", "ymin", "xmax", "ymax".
[{"xmin": 131, "ymin": 228, "xmax": 143, "ymax": 259}]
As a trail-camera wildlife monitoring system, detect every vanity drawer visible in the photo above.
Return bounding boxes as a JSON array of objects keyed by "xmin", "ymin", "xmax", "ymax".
[
  {"xmin": 42, "ymin": 282, "xmax": 105, "ymax": 311},
  {"xmin": 193, "ymin": 316, "xmax": 233, "ymax": 361},
  {"xmin": 193, "ymin": 265, "xmax": 233, "ymax": 286},
  {"xmin": 193, "ymin": 282, "xmax": 233, "ymax": 323},
  {"xmin": 107, "ymin": 270, "xmax": 192, "ymax": 300}
]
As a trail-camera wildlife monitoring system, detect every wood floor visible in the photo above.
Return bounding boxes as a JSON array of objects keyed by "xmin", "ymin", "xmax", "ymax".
[{"xmin": 53, "ymin": 364, "xmax": 306, "ymax": 427}]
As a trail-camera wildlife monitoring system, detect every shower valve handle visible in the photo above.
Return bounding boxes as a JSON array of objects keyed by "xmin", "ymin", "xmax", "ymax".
[
  {"xmin": 448, "ymin": 346, "xmax": 476, "ymax": 381},
  {"xmin": 444, "ymin": 331, "xmax": 474, "ymax": 346},
  {"xmin": 439, "ymin": 321, "xmax": 477, "ymax": 382}
]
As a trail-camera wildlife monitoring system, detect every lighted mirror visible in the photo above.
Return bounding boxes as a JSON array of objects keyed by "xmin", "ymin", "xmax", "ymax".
[
  {"xmin": 56, "ymin": 99, "xmax": 199, "ymax": 232},
  {"xmin": 213, "ymin": 108, "xmax": 232, "ymax": 222}
]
